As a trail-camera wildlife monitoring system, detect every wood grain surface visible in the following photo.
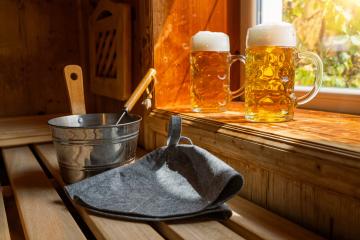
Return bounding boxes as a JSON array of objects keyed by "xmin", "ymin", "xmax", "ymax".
[
  {"xmin": 0, "ymin": 0, "xmax": 81, "ymax": 117},
  {"xmin": 64, "ymin": 65, "xmax": 86, "ymax": 115},
  {"xmin": 0, "ymin": 188, "xmax": 11, "ymax": 240},
  {"xmin": 2, "ymin": 146, "xmax": 86, "ymax": 240},
  {"xmin": 89, "ymin": 0, "xmax": 131, "ymax": 101},
  {"xmin": 158, "ymin": 102, "xmax": 360, "ymax": 156},
  {"xmin": 0, "ymin": 114, "xmax": 61, "ymax": 147},
  {"xmin": 154, "ymin": 221, "xmax": 245, "ymax": 240},
  {"xmin": 225, "ymin": 196, "xmax": 324, "ymax": 240}
]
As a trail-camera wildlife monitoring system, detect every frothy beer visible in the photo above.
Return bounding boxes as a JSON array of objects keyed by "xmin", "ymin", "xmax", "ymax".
[
  {"xmin": 190, "ymin": 31, "xmax": 231, "ymax": 112},
  {"xmin": 244, "ymin": 23, "xmax": 298, "ymax": 122},
  {"xmin": 246, "ymin": 22, "xmax": 296, "ymax": 48}
]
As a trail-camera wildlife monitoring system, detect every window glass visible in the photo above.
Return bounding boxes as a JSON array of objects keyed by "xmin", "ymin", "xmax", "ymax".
[{"xmin": 260, "ymin": 0, "xmax": 360, "ymax": 89}]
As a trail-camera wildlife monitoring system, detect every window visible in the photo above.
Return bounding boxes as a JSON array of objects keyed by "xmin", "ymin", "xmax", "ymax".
[{"xmin": 257, "ymin": 0, "xmax": 360, "ymax": 114}]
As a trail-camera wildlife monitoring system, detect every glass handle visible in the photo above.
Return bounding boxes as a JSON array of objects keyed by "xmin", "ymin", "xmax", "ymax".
[
  {"xmin": 296, "ymin": 51, "xmax": 323, "ymax": 106},
  {"xmin": 229, "ymin": 55, "xmax": 246, "ymax": 99}
]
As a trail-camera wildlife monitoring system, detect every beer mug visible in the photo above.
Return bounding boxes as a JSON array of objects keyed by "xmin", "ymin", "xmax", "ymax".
[
  {"xmin": 190, "ymin": 31, "xmax": 244, "ymax": 112},
  {"xmin": 244, "ymin": 23, "xmax": 323, "ymax": 122}
]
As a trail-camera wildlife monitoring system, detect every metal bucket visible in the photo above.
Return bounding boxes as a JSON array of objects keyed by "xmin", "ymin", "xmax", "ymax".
[{"xmin": 48, "ymin": 113, "xmax": 142, "ymax": 184}]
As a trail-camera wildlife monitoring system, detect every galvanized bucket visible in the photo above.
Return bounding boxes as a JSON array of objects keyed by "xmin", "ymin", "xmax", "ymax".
[{"xmin": 48, "ymin": 113, "xmax": 142, "ymax": 183}]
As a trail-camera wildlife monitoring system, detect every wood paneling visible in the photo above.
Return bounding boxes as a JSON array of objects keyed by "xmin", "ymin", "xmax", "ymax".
[
  {"xmin": 144, "ymin": 107, "xmax": 360, "ymax": 239},
  {"xmin": 153, "ymin": 0, "xmax": 241, "ymax": 108},
  {"xmin": 0, "ymin": 0, "xmax": 84, "ymax": 117}
]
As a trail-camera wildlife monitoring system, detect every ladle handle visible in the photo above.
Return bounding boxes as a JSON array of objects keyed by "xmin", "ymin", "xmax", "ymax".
[
  {"xmin": 124, "ymin": 68, "xmax": 156, "ymax": 112},
  {"xmin": 64, "ymin": 65, "xmax": 86, "ymax": 115}
]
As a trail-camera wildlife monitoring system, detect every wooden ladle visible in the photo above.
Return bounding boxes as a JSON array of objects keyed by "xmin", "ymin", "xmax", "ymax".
[
  {"xmin": 115, "ymin": 68, "xmax": 156, "ymax": 124},
  {"xmin": 64, "ymin": 65, "xmax": 156, "ymax": 124},
  {"xmin": 63, "ymin": 65, "xmax": 86, "ymax": 115}
]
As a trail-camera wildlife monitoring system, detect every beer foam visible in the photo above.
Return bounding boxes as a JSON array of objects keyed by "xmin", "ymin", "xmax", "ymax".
[
  {"xmin": 246, "ymin": 22, "xmax": 296, "ymax": 47},
  {"xmin": 191, "ymin": 31, "xmax": 230, "ymax": 52}
]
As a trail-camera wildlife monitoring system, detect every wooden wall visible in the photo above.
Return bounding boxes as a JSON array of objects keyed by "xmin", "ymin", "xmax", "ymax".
[
  {"xmin": 0, "ymin": 0, "xmax": 241, "ymax": 117},
  {"xmin": 82, "ymin": 0, "xmax": 152, "ymax": 114},
  {"xmin": 0, "ymin": 0, "xmax": 153, "ymax": 118},
  {"xmin": 145, "ymin": 110, "xmax": 360, "ymax": 240},
  {"xmin": 153, "ymin": 0, "xmax": 241, "ymax": 109},
  {"xmin": 0, "ymin": 0, "xmax": 84, "ymax": 117}
]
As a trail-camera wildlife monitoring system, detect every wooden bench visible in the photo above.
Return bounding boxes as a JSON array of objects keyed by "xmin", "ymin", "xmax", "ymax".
[
  {"xmin": 0, "ymin": 115, "xmax": 325, "ymax": 240},
  {"xmin": 0, "ymin": 186, "xmax": 11, "ymax": 240}
]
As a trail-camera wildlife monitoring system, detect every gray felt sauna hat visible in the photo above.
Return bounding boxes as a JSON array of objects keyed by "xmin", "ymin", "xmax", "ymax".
[{"xmin": 65, "ymin": 116, "xmax": 244, "ymax": 221}]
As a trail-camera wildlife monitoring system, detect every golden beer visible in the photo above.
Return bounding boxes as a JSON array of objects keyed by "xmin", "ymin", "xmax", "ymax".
[
  {"xmin": 190, "ymin": 31, "xmax": 243, "ymax": 112},
  {"xmin": 245, "ymin": 46, "xmax": 296, "ymax": 122},
  {"xmin": 244, "ymin": 22, "xmax": 323, "ymax": 122},
  {"xmin": 190, "ymin": 51, "xmax": 231, "ymax": 112}
]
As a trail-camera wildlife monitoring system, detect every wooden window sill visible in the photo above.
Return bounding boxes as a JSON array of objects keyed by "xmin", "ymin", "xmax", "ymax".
[
  {"xmin": 147, "ymin": 102, "xmax": 359, "ymax": 160},
  {"xmin": 144, "ymin": 102, "xmax": 360, "ymax": 238}
]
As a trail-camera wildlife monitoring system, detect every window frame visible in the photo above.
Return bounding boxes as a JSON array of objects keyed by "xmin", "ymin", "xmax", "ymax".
[{"xmin": 241, "ymin": 0, "xmax": 360, "ymax": 115}]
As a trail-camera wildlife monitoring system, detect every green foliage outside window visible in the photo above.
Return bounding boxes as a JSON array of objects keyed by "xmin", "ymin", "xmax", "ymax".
[{"xmin": 283, "ymin": 0, "xmax": 360, "ymax": 88}]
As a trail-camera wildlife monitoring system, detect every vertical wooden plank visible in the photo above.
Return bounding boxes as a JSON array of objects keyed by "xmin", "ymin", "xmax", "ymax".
[
  {"xmin": 76, "ymin": 0, "xmax": 96, "ymax": 113},
  {"xmin": 155, "ymin": 132, "xmax": 167, "ymax": 148},
  {"xmin": 0, "ymin": 188, "xmax": 11, "ymax": 240},
  {"xmin": 299, "ymin": 183, "xmax": 316, "ymax": 230},
  {"xmin": 309, "ymin": 188, "xmax": 360, "ymax": 240},
  {"xmin": 240, "ymin": 166, "xmax": 269, "ymax": 208},
  {"xmin": 267, "ymin": 173, "xmax": 302, "ymax": 223}
]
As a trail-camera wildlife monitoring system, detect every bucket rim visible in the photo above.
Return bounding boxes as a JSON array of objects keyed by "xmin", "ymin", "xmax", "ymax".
[{"xmin": 48, "ymin": 113, "xmax": 142, "ymax": 129}]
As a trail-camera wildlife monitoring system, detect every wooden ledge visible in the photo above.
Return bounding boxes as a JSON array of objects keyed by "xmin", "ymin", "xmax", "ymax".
[
  {"xmin": 152, "ymin": 102, "xmax": 360, "ymax": 164},
  {"xmin": 145, "ymin": 104, "xmax": 360, "ymax": 232}
]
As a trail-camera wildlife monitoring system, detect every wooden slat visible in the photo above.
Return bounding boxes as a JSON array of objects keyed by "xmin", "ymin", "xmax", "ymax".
[
  {"xmin": 0, "ymin": 186, "xmax": 12, "ymax": 198},
  {"xmin": 34, "ymin": 143, "xmax": 164, "ymax": 240},
  {"xmin": 102, "ymin": 32, "xmax": 117, "ymax": 76},
  {"xmin": 2, "ymin": 146, "xmax": 86, "ymax": 240},
  {"xmin": 0, "ymin": 188, "xmax": 11, "ymax": 240},
  {"xmin": 224, "ymin": 196, "xmax": 325, "ymax": 240},
  {"xmin": 154, "ymin": 221, "xmax": 245, "ymax": 240},
  {"xmin": 0, "ymin": 114, "xmax": 61, "ymax": 147}
]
